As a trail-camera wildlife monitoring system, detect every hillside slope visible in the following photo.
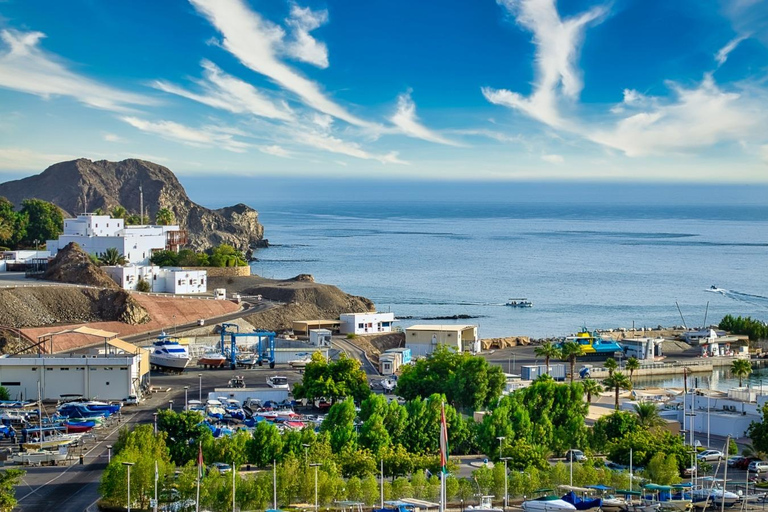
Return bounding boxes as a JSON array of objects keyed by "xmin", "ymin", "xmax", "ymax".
[{"xmin": 0, "ymin": 158, "xmax": 265, "ymax": 251}]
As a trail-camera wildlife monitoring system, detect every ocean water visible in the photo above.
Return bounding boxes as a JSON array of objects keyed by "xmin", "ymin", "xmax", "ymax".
[{"xmin": 241, "ymin": 198, "xmax": 768, "ymax": 339}]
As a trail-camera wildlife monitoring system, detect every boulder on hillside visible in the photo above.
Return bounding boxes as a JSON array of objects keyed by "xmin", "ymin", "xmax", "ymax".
[{"xmin": 43, "ymin": 242, "xmax": 119, "ymax": 289}]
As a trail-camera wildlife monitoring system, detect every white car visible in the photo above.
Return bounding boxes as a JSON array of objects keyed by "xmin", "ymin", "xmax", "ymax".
[
  {"xmin": 749, "ymin": 461, "xmax": 768, "ymax": 473},
  {"xmin": 697, "ymin": 450, "xmax": 724, "ymax": 462},
  {"xmin": 211, "ymin": 462, "xmax": 231, "ymax": 474}
]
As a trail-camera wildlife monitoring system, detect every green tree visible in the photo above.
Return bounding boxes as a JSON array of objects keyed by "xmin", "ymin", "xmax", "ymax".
[
  {"xmin": 157, "ymin": 410, "xmax": 212, "ymax": 465},
  {"xmin": 747, "ymin": 403, "xmax": 768, "ymax": 455},
  {"xmin": 150, "ymin": 249, "xmax": 180, "ymax": 267},
  {"xmin": 19, "ymin": 198, "xmax": 63, "ymax": 247},
  {"xmin": 626, "ymin": 357, "xmax": 640, "ymax": 384},
  {"xmin": 633, "ymin": 402, "xmax": 665, "ymax": 429},
  {"xmin": 177, "ymin": 249, "xmax": 202, "ymax": 267},
  {"xmin": 560, "ymin": 341, "xmax": 585, "ymax": 383},
  {"xmin": 0, "ymin": 218, "xmax": 12, "ymax": 245},
  {"xmin": 0, "ymin": 386, "xmax": 9, "ymax": 401},
  {"xmin": 719, "ymin": 315, "xmax": 768, "ymax": 342},
  {"xmin": 99, "ymin": 425, "xmax": 172, "ymax": 510},
  {"xmin": 248, "ymin": 421, "xmax": 284, "ymax": 466},
  {"xmin": 0, "ymin": 197, "xmax": 26, "ymax": 248},
  {"xmin": 603, "ymin": 371, "xmax": 632, "ymax": 411},
  {"xmin": 604, "ymin": 357, "xmax": 618, "ymax": 376},
  {"xmin": 395, "ymin": 345, "xmax": 505, "ymax": 410},
  {"xmin": 581, "ymin": 378, "xmax": 603, "ymax": 403},
  {"xmin": 731, "ymin": 359, "xmax": 752, "ymax": 387},
  {"xmin": 155, "ymin": 207, "xmax": 176, "ymax": 226},
  {"xmin": 535, "ymin": 342, "xmax": 562, "ymax": 370},
  {"xmin": 292, "ymin": 353, "xmax": 370, "ymax": 403},
  {"xmin": 0, "ymin": 469, "xmax": 25, "ymax": 512},
  {"xmin": 643, "ymin": 453, "xmax": 682, "ymax": 485},
  {"xmin": 136, "ymin": 278, "xmax": 151, "ymax": 292},
  {"xmin": 320, "ymin": 398, "xmax": 358, "ymax": 452},
  {"xmin": 210, "ymin": 244, "xmax": 248, "ymax": 267},
  {"xmin": 591, "ymin": 411, "xmax": 638, "ymax": 449},
  {"xmin": 98, "ymin": 247, "xmax": 127, "ymax": 266},
  {"xmin": 110, "ymin": 205, "xmax": 127, "ymax": 219}
]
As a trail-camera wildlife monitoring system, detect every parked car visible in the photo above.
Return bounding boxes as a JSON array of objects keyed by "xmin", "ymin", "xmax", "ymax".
[
  {"xmin": 682, "ymin": 465, "xmax": 697, "ymax": 477},
  {"xmin": 211, "ymin": 462, "xmax": 232, "ymax": 474},
  {"xmin": 123, "ymin": 395, "xmax": 140, "ymax": 406},
  {"xmin": 748, "ymin": 461, "xmax": 768, "ymax": 473},
  {"xmin": 736, "ymin": 456, "xmax": 762, "ymax": 470},
  {"xmin": 565, "ymin": 449, "xmax": 587, "ymax": 462},
  {"xmin": 728, "ymin": 456, "xmax": 745, "ymax": 467},
  {"xmin": 697, "ymin": 450, "xmax": 725, "ymax": 462}
]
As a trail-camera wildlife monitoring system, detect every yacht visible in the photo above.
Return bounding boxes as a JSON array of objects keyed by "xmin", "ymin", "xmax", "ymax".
[{"xmin": 149, "ymin": 333, "xmax": 191, "ymax": 372}]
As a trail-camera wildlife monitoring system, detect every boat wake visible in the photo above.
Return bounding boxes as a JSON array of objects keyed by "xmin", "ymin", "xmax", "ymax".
[{"xmin": 707, "ymin": 287, "xmax": 768, "ymax": 308}]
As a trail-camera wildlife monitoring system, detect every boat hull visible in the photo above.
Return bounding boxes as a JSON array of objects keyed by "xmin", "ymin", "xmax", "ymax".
[
  {"xmin": 150, "ymin": 355, "xmax": 190, "ymax": 371},
  {"xmin": 198, "ymin": 357, "xmax": 226, "ymax": 368},
  {"xmin": 522, "ymin": 499, "xmax": 577, "ymax": 512}
]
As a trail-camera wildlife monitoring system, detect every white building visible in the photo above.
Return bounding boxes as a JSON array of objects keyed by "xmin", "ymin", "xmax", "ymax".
[
  {"xmin": 103, "ymin": 265, "xmax": 207, "ymax": 294},
  {"xmin": 1, "ymin": 250, "xmax": 51, "ymax": 272},
  {"xmin": 339, "ymin": 312, "xmax": 396, "ymax": 335},
  {"xmin": 47, "ymin": 214, "xmax": 184, "ymax": 265},
  {"xmin": 405, "ymin": 324, "xmax": 480, "ymax": 357}
]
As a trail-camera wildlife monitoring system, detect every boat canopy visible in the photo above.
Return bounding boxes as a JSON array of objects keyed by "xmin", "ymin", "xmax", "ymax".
[
  {"xmin": 559, "ymin": 485, "xmax": 594, "ymax": 493},
  {"xmin": 616, "ymin": 490, "xmax": 642, "ymax": 496},
  {"xmin": 533, "ymin": 488, "xmax": 555, "ymax": 494},
  {"xmin": 672, "ymin": 483, "xmax": 692, "ymax": 488},
  {"xmin": 587, "ymin": 485, "xmax": 613, "ymax": 491},
  {"xmin": 643, "ymin": 484, "xmax": 673, "ymax": 491}
]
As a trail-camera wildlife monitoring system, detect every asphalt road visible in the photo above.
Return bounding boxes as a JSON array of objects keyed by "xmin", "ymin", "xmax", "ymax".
[{"xmin": 333, "ymin": 336, "xmax": 379, "ymax": 376}]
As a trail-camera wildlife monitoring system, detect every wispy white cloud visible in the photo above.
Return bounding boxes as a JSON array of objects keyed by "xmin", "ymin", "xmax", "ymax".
[
  {"xmin": 0, "ymin": 147, "xmax": 76, "ymax": 171},
  {"xmin": 103, "ymin": 133, "xmax": 124, "ymax": 142},
  {"xmin": 189, "ymin": 0, "xmax": 375, "ymax": 128},
  {"xmin": 541, "ymin": 153, "xmax": 564, "ymax": 163},
  {"xmin": 258, "ymin": 144, "xmax": 292, "ymax": 158},
  {"xmin": 715, "ymin": 34, "xmax": 750, "ymax": 66},
  {"xmin": 121, "ymin": 116, "xmax": 251, "ymax": 153},
  {"xmin": 590, "ymin": 75, "xmax": 763, "ymax": 157},
  {"xmin": 153, "ymin": 60, "xmax": 294, "ymax": 121},
  {"xmin": 483, "ymin": 0, "xmax": 607, "ymax": 128},
  {"xmin": 283, "ymin": 3, "xmax": 329, "ymax": 68},
  {"xmin": 390, "ymin": 90, "xmax": 460, "ymax": 146},
  {"xmin": 0, "ymin": 30, "xmax": 155, "ymax": 112},
  {"xmin": 295, "ymin": 130, "xmax": 407, "ymax": 164}
]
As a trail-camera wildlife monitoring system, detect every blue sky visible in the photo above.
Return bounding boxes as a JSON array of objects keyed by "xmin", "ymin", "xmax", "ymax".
[{"xmin": 0, "ymin": 0, "xmax": 767, "ymax": 182}]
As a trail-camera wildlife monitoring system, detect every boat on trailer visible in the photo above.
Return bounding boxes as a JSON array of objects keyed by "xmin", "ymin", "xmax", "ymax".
[{"xmin": 149, "ymin": 333, "xmax": 191, "ymax": 372}]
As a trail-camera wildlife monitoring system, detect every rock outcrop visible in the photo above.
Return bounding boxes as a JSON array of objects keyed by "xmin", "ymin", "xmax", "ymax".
[
  {"xmin": 0, "ymin": 158, "xmax": 265, "ymax": 251},
  {"xmin": 43, "ymin": 242, "xmax": 119, "ymax": 289}
]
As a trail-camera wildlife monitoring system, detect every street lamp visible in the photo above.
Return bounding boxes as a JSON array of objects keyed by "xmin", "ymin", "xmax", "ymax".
[
  {"xmin": 500, "ymin": 457, "xmax": 511, "ymax": 511},
  {"xmin": 168, "ymin": 400, "xmax": 173, "ymax": 411},
  {"xmin": 122, "ymin": 462, "xmax": 135, "ymax": 512},
  {"xmin": 107, "ymin": 445, "xmax": 112, "ymax": 463},
  {"xmin": 184, "ymin": 386, "xmax": 189, "ymax": 411},
  {"xmin": 496, "ymin": 436, "xmax": 505, "ymax": 460},
  {"xmin": 310, "ymin": 463, "xmax": 322, "ymax": 512},
  {"xmin": 198, "ymin": 373, "xmax": 202, "ymax": 402}
]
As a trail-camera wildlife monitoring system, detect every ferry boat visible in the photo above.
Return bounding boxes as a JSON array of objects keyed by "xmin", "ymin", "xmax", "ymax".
[
  {"xmin": 149, "ymin": 333, "xmax": 191, "ymax": 372},
  {"xmin": 560, "ymin": 328, "xmax": 623, "ymax": 359}
]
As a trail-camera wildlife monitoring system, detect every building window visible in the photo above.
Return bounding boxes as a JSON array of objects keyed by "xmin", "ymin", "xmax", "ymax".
[
  {"xmin": 60, "ymin": 367, "xmax": 69, "ymax": 371},
  {"xmin": 1, "ymin": 382, "xmax": 20, "ymax": 386},
  {"xmin": 106, "ymin": 382, "xmax": 110, "ymax": 385},
  {"xmin": 120, "ymin": 367, "xmax": 128, "ymax": 370},
  {"xmin": 358, "ymin": 323, "xmax": 364, "ymax": 329},
  {"xmin": 46, "ymin": 368, "xmax": 53, "ymax": 371},
  {"xmin": 90, "ymin": 368, "xmax": 97, "ymax": 371}
]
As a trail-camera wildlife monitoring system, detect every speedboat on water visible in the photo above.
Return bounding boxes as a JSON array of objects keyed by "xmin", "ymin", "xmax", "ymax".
[
  {"xmin": 506, "ymin": 298, "xmax": 533, "ymax": 307},
  {"xmin": 149, "ymin": 333, "xmax": 191, "ymax": 372}
]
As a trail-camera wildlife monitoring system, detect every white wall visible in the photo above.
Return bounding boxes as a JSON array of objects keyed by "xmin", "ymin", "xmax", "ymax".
[
  {"xmin": 104, "ymin": 266, "xmax": 207, "ymax": 294},
  {"xmin": 340, "ymin": 312, "xmax": 396, "ymax": 335},
  {"xmin": 164, "ymin": 269, "xmax": 207, "ymax": 294}
]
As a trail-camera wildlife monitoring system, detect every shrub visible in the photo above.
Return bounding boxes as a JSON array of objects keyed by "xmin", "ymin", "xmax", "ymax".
[{"xmin": 136, "ymin": 278, "xmax": 151, "ymax": 292}]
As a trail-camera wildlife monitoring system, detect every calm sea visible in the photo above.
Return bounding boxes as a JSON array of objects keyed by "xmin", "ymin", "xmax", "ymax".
[{"xmin": 189, "ymin": 180, "xmax": 768, "ymax": 340}]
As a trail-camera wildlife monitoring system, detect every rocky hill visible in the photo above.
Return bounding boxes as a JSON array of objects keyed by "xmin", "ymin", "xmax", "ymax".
[
  {"xmin": 43, "ymin": 242, "xmax": 120, "ymax": 289},
  {"xmin": 0, "ymin": 158, "xmax": 265, "ymax": 251}
]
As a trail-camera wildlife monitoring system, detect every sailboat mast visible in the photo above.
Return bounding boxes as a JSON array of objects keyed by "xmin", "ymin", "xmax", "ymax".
[
  {"xmin": 273, "ymin": 459, "xmax": 277, "ymax": 510},
  {"xmin": 232, "ymin": 459, "xmax": 236, "ymax": 512}
]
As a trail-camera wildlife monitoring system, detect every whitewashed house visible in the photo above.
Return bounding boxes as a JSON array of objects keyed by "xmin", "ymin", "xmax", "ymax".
[
  {"xmin": 47, "ymin": 214, "xmax": 184, "ymax": 265},
  {"xmin": 339, "ymin": 312, "xmax": 396, "ymax": 335},
  {"xmin": 103, "ymin": 265, "xmax": 207, "ymax": 294}
]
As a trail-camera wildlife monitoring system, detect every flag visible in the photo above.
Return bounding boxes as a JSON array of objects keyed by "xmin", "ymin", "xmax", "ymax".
[{"xmin": 439, "ymin": 402, "xmax": 449, "ymax": 474}]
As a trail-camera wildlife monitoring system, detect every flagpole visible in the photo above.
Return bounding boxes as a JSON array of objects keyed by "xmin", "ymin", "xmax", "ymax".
[
  {"xmin": 232, "ymin": 459, "xmax": 236, "ymax": 512},
  {"xmin": 196, "ymin": 442, "xmax": 202, "ymax": 512},
  {"xmin": 440, "ymin": 401, "xmax": 448, "ymax": 512},
  {"xmin": 380, "ymin": 458, "xmax": 384, "ymax": 510},
  {"xmin": 154, "ymin": 460, "xmax": 158, "ymax": 512},
  {"xmin": 273, "ymin": 459, "xmax": 277, "ymax": 510}
]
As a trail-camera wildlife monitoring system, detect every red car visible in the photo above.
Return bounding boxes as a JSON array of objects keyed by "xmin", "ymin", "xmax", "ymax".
[{"xmin": 736, "ymin": 456, "xmax": 761, "ymax": 470}]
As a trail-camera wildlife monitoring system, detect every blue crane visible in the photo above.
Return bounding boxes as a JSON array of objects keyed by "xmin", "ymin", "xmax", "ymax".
[{"xmin": 219, "ymin": 323, "xmax": 276, "ymax": 370}]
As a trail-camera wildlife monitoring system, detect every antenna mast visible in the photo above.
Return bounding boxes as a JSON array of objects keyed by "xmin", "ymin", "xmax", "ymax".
[
  {"xmin": 676, "ymin": 301, "xmax": 688, "ymax": 330},
  {"xmin": 703, "ymin": 301, "xmax": 709, "ymax": 328},
  {"xmin": 139, "ymin": 184, "xmax": 144, "ymax": 226}
]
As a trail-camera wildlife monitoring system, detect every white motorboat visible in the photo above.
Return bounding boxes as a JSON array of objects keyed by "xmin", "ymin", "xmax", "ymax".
[
  {"xmin": 506, "ymin": 297, "xmax": 533, "ymax": 307},
  {"xmin": 266, "ymin": 376, "xmax": 289, "ymax": 389},
  {"xmin": 289, "ymin": 354, "xmax": 312, "ymax": 369},
  {"xmin": 380, "ymin": 378, "xmax": 397, "ymax": 392},
  {"xmin": 690, "ymin": 487, "xmax": 739, "ymax": 508},
  {"xmin": 522, "ymin": 496, "xmax": 577, "ymax": 512},
  {"xmin": 467, "ymin": 496, "xmax": 504, "ymax": 511},
  {"xmin": 149, "ymin": 333, "xmax": 191, "ymax": 371},
  {"xmin": 12, "ymin": 449, "xmax": 68, "ymax": 465}
]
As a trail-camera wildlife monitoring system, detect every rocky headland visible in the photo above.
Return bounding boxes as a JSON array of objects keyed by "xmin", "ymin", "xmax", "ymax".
[{"xmin": 0, "ymin": 158, "xmax": 265, "ymax": 251}]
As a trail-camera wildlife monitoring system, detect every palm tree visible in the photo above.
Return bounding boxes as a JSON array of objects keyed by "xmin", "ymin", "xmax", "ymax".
[
  {"xmin": 731, "ymin": 359, "xmax": 752, "ymax": 387},
  {"xmin": 98, "ymin": 247, "xmax": 127, "ymax": 266},
  {"xmin": 560, "ymin": 341, "xmax": 585, "ymax": 384},
  {"xmin": 581, "ymin": 378, "xmax": 603, "ymax": 404},
  {"xmin": 633, "ymin": 401, "xmax": 665, "ymax": 428},
  {"xmin": 535, "ymin": 342, "xmax": 562, "ymax": 372},
  {"xmin": 626, "ymin": 356, "xmax": 640, "ymax": 384},
  {"xmin": 604, "ymin": 357, "xmax": 618, "ymax": 377},
  {"xmin": 110, "ymin": 205, "xmax": 127, "ymax": 219},
  {"xmin": 155, "ymin": 208, "xmax": 175, "ymax": 226},
  {"xmin": 603, "ymin": 371, "xmax": 632, "ymax": 411}
]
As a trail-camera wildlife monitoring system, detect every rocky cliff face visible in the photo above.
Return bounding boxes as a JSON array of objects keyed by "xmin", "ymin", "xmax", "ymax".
[{"xmin": 0, "ymin": 158, "xmax": 265, "ymax": 251}]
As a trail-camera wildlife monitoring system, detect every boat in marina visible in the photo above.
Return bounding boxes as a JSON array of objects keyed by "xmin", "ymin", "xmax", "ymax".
[
  {"xmin": 559, "ymin": 487, "xmax": 601, "ymax": 512},
  {"xmin": 643, "ymin": 484, "xmax": 692, "ymax": 512},
  {"xmin": 267, "ymin": 375, "xmax": 289, "ymax": 389},
  {"xmin": 149, "ymin": 333, "xmax": 191, "ymax": 372},
  {"xmin": 205, "ymin": 399, "xmax": 226, "ymax": 420},
  {"xmin": 198, "ymin": 352, "xmax": 227, "ymax": 368},
  {"xmin": 466, "ymin": 495, "xmax": 504, "ymax": 511},
  {"xmin": 559, "ymin": 328, "xmax": 622, "ymax": 359},
  {"xmin": 523, "ymin": 490, "xmax": 578, "ymax": 512},
  {"xmin": 506, "ymin": 298, "xmax": 533, "ymax": 307},
  {"xmin": 289, "ymin": 353, "xmax": 312, "ymax": 369},
  {"xmin": 12, "ymin": 449, "xmax": 68, "ymax": 465}
]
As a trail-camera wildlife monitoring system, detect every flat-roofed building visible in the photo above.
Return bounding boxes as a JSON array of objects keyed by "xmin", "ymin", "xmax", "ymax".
[
  {"xmin": 340, "ymin": 312, "xmax": 395, "ymax": 335},
  {"xmin": 292, "ymin": 320, "xmax": 341, "ymax": 335},
  {"xmin": 405, "ymin": 324, "xmax": 479, "ymax": 357}
]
